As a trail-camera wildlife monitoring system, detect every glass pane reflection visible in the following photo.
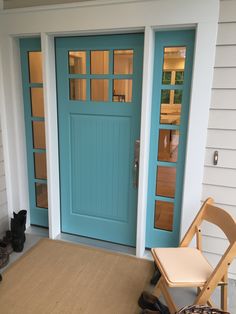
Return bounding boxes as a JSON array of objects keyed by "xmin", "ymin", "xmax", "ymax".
[
  {"xmin": 158, "ymin": 129, "xmax": 179, "ymax": 162},
  {"xmin": 160, "ymin": 89, "xmax": 182, "ymax": 125},
  {"xmin": 69, "ymin": 51, "xmax": 86, "ymax": 74},
  {"xmin": 91, "ymin": 79, "xmax": 109, "ymax": 101},
  {"xmin": 70, "ymin": 79, "xmax": 86, "ymax": 101},
  {"xmin": 91, "ymin": 51, "xmax": 109, "ymax": 74},
  {"xmin": 31, "ymin": 88, "xmax": 44, "ymax": 117},
  {"xmin": 114, "ymin": 50, "xmax": 133, "ymax": 74},
  {"xmin": 156, "ymin": 166, "xmax": 176, "ymax": 198},
  {"xmin": 32, "ymin": 121, "xmax": 46, "ymax": 149},
  {"xmin": 34, "ymin": 152, "xmax": 47, "ymax": 180},
  {"xmin": 28, "ymin": 52, "xmax": 43, "ymax": 83},
  {"xmin": 162, "ymin": 47, "xmax": 186, "ymax": 85},
  {"xmin": 154, "ymin": 200, "xmax": 174, "ymax": 231},
  {"xmin": 35, "ymin": 183, "xmax": 48, "ymax": 208},
  {"xmin": 113, "ymin": 79, "xmax": 132, "ymax": 102}
]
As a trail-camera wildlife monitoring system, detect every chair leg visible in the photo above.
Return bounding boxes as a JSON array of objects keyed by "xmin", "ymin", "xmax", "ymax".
[
  {"xmin": 197, "ymin": 286, "xmax": 217, "ymax": 308},
  {"xmin": 153, "ymin": 275, "xmax": 162, "ymax": 298},
  {"xmin": 158, "ymin": 278, "xmax": 178, "ymax": 314},
  {"xmin": 220, "ymin": 274, "xmax": 228, "ymax": 312}
]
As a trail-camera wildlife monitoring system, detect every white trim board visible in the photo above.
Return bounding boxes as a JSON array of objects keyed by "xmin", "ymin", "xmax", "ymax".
[{"xmin": 0, "ymin": 0, "xmax": 220, "ymax": 257}]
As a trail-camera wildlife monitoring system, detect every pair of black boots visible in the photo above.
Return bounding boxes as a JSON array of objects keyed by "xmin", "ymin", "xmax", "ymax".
[{"xmin": 11, "ymin": 210, "xmax": 27, "ymax": 252}]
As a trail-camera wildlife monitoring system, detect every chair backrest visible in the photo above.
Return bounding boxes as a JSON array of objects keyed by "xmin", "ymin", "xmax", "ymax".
[
  {"xmin": 180, "ymin": 198, "xmax": 236, "ymax": 248},
  {"xmin": 179, "ymin": 198, "xmax": 236, "ymax": 305}
]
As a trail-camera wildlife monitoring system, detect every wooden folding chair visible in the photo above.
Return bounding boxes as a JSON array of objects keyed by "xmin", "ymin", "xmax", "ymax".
[{"xmin": 151, "ymin": 198, "xmax": 236, "ymax": 314}]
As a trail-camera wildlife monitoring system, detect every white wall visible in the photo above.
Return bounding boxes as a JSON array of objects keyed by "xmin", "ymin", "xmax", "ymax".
[
  {"xmin": 0, "ymin": 0, "xmax": 219, "ymax": 258},
  {"xmin": 201, "ymin": 0, "xmax": 236, "ymax": 279},
  {"xmin": 0, "ymin": 122, "xmax": 8, "ymax": 233}
]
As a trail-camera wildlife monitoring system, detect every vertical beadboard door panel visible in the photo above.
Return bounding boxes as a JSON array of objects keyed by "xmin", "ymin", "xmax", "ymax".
[{"xmin": 56, "ymin": 34, "xmax": 144, "ymax": 246}]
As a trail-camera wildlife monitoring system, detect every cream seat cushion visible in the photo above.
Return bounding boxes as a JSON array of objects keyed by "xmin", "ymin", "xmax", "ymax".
[{"xmin": 151, "ymin": 247, "xmax": 213, "ymax": 287}]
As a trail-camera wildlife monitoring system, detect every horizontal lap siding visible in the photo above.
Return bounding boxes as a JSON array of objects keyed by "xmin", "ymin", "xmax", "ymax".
[{"xmin": 202, "ymin": 0, "xmax": 236, "ymax": 277}]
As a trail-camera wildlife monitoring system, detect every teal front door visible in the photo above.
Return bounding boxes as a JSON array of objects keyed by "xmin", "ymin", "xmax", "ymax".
[
  {"xmin": 146, "ymin": 30, "xmax": 195, "ymax": 248},
  {"xmin": 55, "ymin": 34, "xmax": 143, "ymax": 246}
]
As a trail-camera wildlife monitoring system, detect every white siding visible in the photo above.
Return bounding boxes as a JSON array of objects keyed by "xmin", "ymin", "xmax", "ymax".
[
  {"xmin": 0, "ymin": 126, "xmax": 8, "ymax": 233},
  {"xmin": 202, "ymin": 0, "xmax": 236, "ymax": 278}
]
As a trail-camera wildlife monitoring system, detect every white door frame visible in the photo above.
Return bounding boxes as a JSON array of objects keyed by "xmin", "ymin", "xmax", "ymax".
[{"xmin": 0, "ymin": 0, "xmax": 219, "ymax": 257}]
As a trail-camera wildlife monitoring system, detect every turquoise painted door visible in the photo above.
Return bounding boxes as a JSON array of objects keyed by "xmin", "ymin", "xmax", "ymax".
[
  {"xmin": 146, "ymin": 30, "xmax": 195, "ymax": 248},
  {"xmin": 20, "ymin": 38, "xmax": 49, "ymax": 227},
  {"xmin": 55, "ymin": 34, "xmax": 143, "ymax": 246}
]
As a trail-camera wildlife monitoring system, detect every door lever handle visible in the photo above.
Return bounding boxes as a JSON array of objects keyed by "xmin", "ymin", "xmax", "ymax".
[{"xmin": 133, "ymin": 160, "xmax": 139, "ymax": 188}]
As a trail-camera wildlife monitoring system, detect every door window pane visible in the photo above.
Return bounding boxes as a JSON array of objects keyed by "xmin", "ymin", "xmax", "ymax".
[
  {"xmin": 156, "ymin": 166, "xmax": 176, "ymax": 198},
  {"xmin": 31, "ymin": 88, "xmax": 44, "ymax": 117},
  {"xmin": 35, "ymin": 183, "xmax": 48, "ymax": 208},
  {"xmin": 114, "ymin": 50, "xmax": 133, "ymax": 74},
  {"xmin": 70, "ymin": 79, "xmax": 86, "ymax": 101},
  {"xmin": 160, "ymin": 89, "xmax": 182, "ymax": 125},
  {"xmin": 91, "ymin": 51, "xmax": 109, "ymax": 74},
  {"xmin": 28, "ymin": 52, "xmax": 43, "ymax": 83},
  {"xmin": 162, "ymin": 47, "xmax": 186, "ymax": 85},
  {"xmin": 69, "ymin": 51, "xmax": 86, "ymax": 74},
  {"xmin": 154, "ymin": 200, "xmax": 174, "ymax": 231},
  {"xmin": 91, "ymin": 79, "xmax": 109, "ymax": 101},
  {"xmin": 34, "ymin": 152, "xmax": 47, "ymax": 179},
  {"xmin": 32, "ymin": 121, "xmax": 46, "ymax": 149},
  {"xmin": 158, "ymin": 129, "xmax": 179, "ymax": 162},
  {"xmin": 113, "ymin": 79, "xmax": 132, "ymax": 102}
]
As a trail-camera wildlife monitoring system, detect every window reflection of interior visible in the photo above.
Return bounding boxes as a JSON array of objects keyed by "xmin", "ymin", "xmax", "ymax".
[
  {"xmin": 113, "ymin": 79, "xmax": 132, "ymax": 102},
  {"xmin": 113, "ymin": 50, "xmax": 133, "ymax": 74},
  {"xmin": 161, "ymin": 47, "xmax": 186, "ymax": 124},
  {"xmin": 69, "ymin": 51, "xmax": 86, "ymax": 74},
  {"xmin": 156, "ymin": 166, "xmax": 176, "ymax": 198},
  {"xmin": 158, "ymin": 129, "xmax": 179, "ymax": 163},
  {"xmin": 154, "ymin": 200, "xmax": 174, "ymax": 231},
  {"xmin": 160, "ymin": 89, "xmax": 182, "ymax": 125}
]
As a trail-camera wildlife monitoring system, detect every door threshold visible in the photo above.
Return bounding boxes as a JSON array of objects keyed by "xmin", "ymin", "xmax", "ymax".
[{"xmin": 56, "ymin": 232, "xmax": 136, "ymax": 256}]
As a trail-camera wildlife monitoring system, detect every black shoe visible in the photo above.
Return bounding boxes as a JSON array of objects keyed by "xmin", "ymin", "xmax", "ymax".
[
  {"xmin": 11, "ymin": 217, "xmax": 25, "ymax": 253},
  {"xmin": 138, "ymin": 291, "xmax": 170, "ymax": 314},
  {"xmin": 0, "ymin": 242, "xmax": 9, "ymax": 268}
]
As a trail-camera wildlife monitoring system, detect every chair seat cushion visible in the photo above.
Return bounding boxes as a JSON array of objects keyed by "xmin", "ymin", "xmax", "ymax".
[{"xmin": 151, "ymin": 247, "xmax": 213, "ymax": 287}]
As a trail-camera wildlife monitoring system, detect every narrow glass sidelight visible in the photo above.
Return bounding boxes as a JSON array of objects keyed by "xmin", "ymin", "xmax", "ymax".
[
  {"xmin": 146, "ymin": 30, "xmax": 195, "ymax": 248},
  {"xmin": 20, "ymin": 38, "xmax": 49, "ymax": 227}
]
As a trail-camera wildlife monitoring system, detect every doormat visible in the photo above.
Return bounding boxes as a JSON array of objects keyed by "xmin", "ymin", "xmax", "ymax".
[{"xmin": 0, "ymin": 239, "xmax": 153, "ymax": 313}]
